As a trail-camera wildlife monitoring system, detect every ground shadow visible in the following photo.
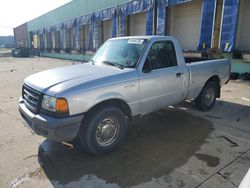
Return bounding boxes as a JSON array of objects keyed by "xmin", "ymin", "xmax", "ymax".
[{"xmin": 38, "ymin": 108, "xmax": 214, "ymax": 187}]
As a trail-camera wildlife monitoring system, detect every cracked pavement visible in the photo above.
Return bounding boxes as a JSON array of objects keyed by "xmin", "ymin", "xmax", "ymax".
[{"xmin": 0, "ymin": 57, "xmax": 249, "ymax": 188}]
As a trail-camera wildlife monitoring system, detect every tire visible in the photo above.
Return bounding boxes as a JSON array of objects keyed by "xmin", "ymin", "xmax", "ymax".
[
  {"xmin": 195, "ymin": 81, "xmax": 218, "ymax": 111},
  {"xmin": 77, "ymin": 106, "xmax": 127, "ymax": 155}
]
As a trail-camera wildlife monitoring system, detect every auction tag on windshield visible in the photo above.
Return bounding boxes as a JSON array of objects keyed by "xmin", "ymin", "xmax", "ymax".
[{"xmin": 128, "ymin": 39, "xmax": 144, "ymax": 44}]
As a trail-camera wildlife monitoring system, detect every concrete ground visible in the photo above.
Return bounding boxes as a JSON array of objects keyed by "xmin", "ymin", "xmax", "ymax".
[{"xmin": 0, "ymin": 57, "xmax": 249, "ymax": 188}]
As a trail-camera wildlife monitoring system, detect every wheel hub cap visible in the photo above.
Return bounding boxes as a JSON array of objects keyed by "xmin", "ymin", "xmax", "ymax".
[
  {"xmin": 96, "ymin": 118, "xmax": 119, "ymax": 146},
  {"xmin": 205, "ymin": 87, "xmax": 215, "ymax": 106}
]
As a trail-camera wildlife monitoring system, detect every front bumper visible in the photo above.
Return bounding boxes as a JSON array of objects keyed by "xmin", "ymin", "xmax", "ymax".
[{"xmin": 19, "ymin": 98, "xmax": 83, "ymax": 142}]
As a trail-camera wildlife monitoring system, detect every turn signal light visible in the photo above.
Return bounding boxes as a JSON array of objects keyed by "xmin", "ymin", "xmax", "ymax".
[{"xmin": 56, "ymin": 98, "xmax": 68, "ymax": 112}]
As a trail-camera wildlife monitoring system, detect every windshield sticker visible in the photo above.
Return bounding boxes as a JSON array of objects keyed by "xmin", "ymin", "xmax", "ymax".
[{"xmin": 128, "ymin": 39, "xmax": 144, "ymax": 44}]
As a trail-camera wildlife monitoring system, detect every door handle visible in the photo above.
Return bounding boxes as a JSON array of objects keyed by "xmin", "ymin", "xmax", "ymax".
[{"xmin": 176, "ymin": 72, "xmax": 182, "ymax": 77}]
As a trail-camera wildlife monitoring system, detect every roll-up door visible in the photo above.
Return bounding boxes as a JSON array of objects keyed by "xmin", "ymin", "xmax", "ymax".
[
  {"xmin": 103, "ymin": 19, "xmax": 112, "ymax": 42},
  {"xmin": 236, "ymin": 0, "xmax": 250, "ymax": 51},
  {"xmin": 128, "ymin": 12, "xmax": 147, "ymax": 36},
  {"xmin": 166, "ymin": 0, "xmax": 202, "ymax": 51},
  {"xmin": 66, "ymin": 28, "xmax": 73, "ymax": 50},
  {"xmin": 33, "ymin": 35, "xmax": 38, "ymax": 49},
  {"xmin": 85, "ymin": 25, "xmax": 90, "ymax": 50},
  {"xmin": 46, "ymin": 33, "xmax": 52, "ymax": 49},
  {"xmin": 39, "ymin": 35, "xmax": 45, "ymax": 49},
  {"xmin": 79, "ymin": 25, "xmax": 85, "ymax": 50},
  {"xmin": 55, "ymin": 31, "xmax": 60, "ymax": 50},
  {"xmin": 119, "ymin": 0, "xmax": 154, "ymax": 36}
]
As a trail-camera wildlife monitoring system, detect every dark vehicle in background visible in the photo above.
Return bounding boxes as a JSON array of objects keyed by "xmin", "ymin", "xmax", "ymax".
[{"xmin": 12, "ymin": 48, "xmax": 30, "ymax": 57}]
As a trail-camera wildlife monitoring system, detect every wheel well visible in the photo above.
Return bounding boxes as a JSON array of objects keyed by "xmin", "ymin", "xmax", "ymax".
[
  {"xmin": 86, "ymin": 99, "xmax": 132, "ymax": 120},
  {"xmin": 206, "ymin": 75, "xmax": 221, "ymax": 97}
]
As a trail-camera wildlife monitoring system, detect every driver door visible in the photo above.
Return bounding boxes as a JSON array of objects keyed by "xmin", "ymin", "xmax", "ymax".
[{"xmin": 139, "ymin": 40, "xmax": 185, "ymax": 114}]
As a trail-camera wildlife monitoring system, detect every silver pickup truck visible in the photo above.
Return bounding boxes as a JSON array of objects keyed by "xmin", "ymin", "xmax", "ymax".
[{"xmin": 19, "ymin": 36, "xmax": 230, "ymax": 155}]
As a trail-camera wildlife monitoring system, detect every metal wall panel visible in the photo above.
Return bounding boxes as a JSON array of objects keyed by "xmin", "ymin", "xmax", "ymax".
[
  {"xmin": 13, "ymin": 23, "xmax": 29, "ymax": 48},
  {"xmin": 27, "ymin": 0, "xmax": 129, "ymax": 32}
]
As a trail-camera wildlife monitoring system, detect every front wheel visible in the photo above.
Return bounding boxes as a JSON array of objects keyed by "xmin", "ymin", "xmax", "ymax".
[
  {"xmin": 195, "ymin": 81, "xmax": 218, "ymax": 111},
  {"xmin": 77, "ymin": 106, "xmax": 128, "ymax": 155}
]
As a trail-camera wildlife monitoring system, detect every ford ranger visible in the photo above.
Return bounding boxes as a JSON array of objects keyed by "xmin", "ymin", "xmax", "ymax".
[{"xmin": 19, "ymin": 36, "xmax": 230, "ymax": 155}]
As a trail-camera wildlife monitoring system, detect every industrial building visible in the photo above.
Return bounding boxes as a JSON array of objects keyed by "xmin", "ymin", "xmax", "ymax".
[
  {"xmin": 0, "ymin": 36, "xmax": 15, "ymax": 48},
  {"xmin": 14, "ymin": 0, "xmax": 250, "ymax": 72}
]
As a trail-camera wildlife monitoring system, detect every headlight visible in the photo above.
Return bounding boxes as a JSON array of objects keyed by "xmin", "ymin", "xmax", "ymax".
[{"xmin": 42, "ymin": 95, "xmax": 68, "ymax": 113}]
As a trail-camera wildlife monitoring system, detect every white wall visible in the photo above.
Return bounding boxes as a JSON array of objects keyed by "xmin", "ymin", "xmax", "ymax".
[{"xmin": 167, "ymin": 0, "xmax": 202, "ymax": 51}]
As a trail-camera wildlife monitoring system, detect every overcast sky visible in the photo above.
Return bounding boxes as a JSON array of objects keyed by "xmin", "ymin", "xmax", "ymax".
[{"xmin": 0, "ymin": 0, "xmax": 71, "ymax": 36}]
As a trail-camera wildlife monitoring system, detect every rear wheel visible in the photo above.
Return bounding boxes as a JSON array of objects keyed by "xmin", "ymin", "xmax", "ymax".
[
  {"xmin": 195, "ymin": 81, "xmax": 218, "ymax": 111},
  {"xmin": 76, "ymin": 106, "xmax": 127, "ymax": 155}
]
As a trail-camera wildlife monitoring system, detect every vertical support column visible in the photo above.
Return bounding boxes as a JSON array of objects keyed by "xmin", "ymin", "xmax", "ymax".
[
  {"xmin": 86, "ymin": 23, "xmax": 93, "ymax": 51},
  {"xmin": 37, "ymin": 34, "xmax": 41, "ymax": 49},
  {"xmin": 157, "ymin": 0, "xmax": 167, "ymax": 35},
  {"xmin": 146, "ymin": 2, "xmax": 154, "ymax": 35},
  {"xmin": 63, "ymin": 29, "xmax": 66, "ymax": 50},
  {"xmin": 51, "ymin": 31, "xmax": 55, "ymax": 50},
  {"xmin": 60, "ymin": 25, "xmax": 66, "ymax": 51},
  {"xmin": 73, "ymin": 21, "xmax": 80, "ymax": 51},
  {"xmin": 119, "ymin": 13, "xmax": 126, "ymax": 37},
  {"xmin": 93, "ymin": 21, "xmax": 101, "ymax": 50},
  {"xmin": 29, "ymin": 32, "xmax": 34, "ymax": 49},
  {"xmin": 112, "ymin": 9, "xmax": 118, "ymax": 38},
  {"xmin": 44, "ymin": 32, "xmax": 47, "ymax": 51},
  {"xmin": 60, "ymin": 29, "xmax": 63, "ymax": 50}
]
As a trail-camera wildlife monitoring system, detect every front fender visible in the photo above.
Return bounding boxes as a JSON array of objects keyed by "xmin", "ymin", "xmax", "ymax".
[{"xmin": 65, "ymin": 81, "xmax": 140, "ymax": 116}]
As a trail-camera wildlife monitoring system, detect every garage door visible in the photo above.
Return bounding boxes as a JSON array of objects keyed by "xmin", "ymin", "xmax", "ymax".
[
  {"xmin": 103, "ymin": 19, "xmax": 112, "ymax": 42},
  {"xmin": 236, "ymin": 0, "xmax": 250, "ymax": 51},
  {"xmin": 166, "ymin": 0, "xmax": 202, "ymax": 51},
  {"xmin": 84, "ymin": 25, "xmax": 90, "ymax": 49},
  {"xmin": 128, "ymin": 12, "xmax": 147, "ymax": 36}
]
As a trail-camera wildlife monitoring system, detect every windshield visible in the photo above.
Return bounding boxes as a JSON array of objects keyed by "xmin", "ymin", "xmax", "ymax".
[{"xmin": 92, "ymin": 39, "xmax": 148, "ymax": 68}]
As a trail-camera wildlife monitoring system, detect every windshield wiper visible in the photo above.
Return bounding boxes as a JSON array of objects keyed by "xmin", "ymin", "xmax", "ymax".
[{"xmin": 102, "ymin": 61, "xmax": 124, "ymax": 69}]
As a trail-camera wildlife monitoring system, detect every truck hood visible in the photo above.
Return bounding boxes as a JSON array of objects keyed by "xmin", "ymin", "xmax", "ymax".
[{"xmin": 24, "ymin": 63, "xmax": 131, "ymax": 95}]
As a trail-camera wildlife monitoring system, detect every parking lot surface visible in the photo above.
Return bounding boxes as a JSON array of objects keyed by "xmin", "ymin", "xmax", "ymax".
[{"xmin": 0, "ymin": 57, "xmax": 249, "ymax": 188}]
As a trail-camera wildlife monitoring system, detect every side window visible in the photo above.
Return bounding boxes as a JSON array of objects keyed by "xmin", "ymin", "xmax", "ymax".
[{"xmin": 143, "ymin": 41, "xmax": 178, "ymax": 71}]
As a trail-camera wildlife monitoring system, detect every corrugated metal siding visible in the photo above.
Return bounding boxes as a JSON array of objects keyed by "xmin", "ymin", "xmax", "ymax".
[
  {"xmin": 27, "ymin": 0, "xmax": 128, "ymax": 31},
  {"xmin": 13, "ymin": 23, "xmax": 29, "ymax": 48}
]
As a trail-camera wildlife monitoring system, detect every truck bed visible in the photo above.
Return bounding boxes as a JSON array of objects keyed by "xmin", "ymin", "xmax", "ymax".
[
  {"xmin": 185, "ymin": 58, "xmax": 230, "ymax": 99},
  {"xmin": 185, "ymin": 57, "xmax": 220, "ymax": 64}
]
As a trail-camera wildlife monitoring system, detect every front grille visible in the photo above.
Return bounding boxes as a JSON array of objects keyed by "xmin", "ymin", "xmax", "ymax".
[{"xmin": 22, "ymin": 85, "xmax": 42, "ymax": 113}]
